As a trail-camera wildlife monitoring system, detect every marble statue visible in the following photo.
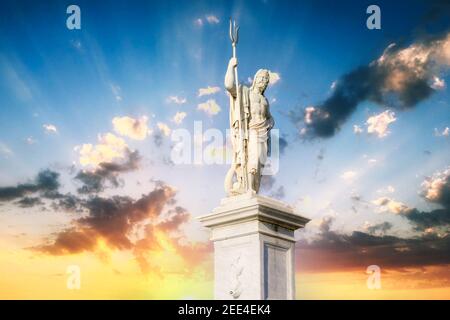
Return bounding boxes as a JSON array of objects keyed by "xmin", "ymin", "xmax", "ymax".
[
  {"xmin": 224, "ymin": 20, "xmax": 274, "ymax": 196},
  {"xmin": 199, "ymin": 20, "xmax": 310, "ymax": 300}
]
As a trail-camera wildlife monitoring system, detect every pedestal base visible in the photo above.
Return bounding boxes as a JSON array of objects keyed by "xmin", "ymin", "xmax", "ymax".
[{"xmin": 198, "ymin": 192, "xmax": 309, "ymax": 300}]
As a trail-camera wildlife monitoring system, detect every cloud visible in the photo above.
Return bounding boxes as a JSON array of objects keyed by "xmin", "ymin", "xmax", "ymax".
[
  {"xmin": 340, "ymin": 170, "xmax": 357, "ymax": 181},
  {"xmin": 421, "ymin": 167, "xmax": 450, "ymax": 207},
  {"xmin": 16, "ymin": 196, "xmax": 43, "ymax": 208},
  {"xmin": 0, "ymin": 150, "xmax": 141, "ymax": 207},
  {"xmin": 172, "ymin": 112, "xmax": 187, "ymax": 125},
  {"xmin": 405, "ymin": 208, "xmax": 450, "ymax": 232},
  {"xmin": 194, "ymin": 18, "xmax": 203, "ymax": 27},
  {"xmin": 75, "ymin": 150, "xmax": 141, "ymax": 194},
  {"xmin": 434, "ymin": 127, "xmax": 449, "ymax": 137},
  {"xmin": 377, "ymin": 185, "xmax": 396, "ymax": 194},
  {"xmin": 431, "ymin": 76, "xmax": 446, "ymax": 90},
  {"xmin": 290, "ymin": 32, "xmax": 450, "ymax": 139},
  {"xmin": 249, "ymin": 72, "xmax": 281, "ymax": 86},
  {"xmin": 50, "ymin": 193, "xmax": 84, "ymax": 212},
  {"xmin": 0, "ymin": 170, "xmax": 83, "ymax": 212},
  {"xmin": 43, "ymin": 124, "xmax": 58, "ymax": 134},
  {"xmin": 372, "ymin": 167, "xmax": 450, "ymax": 232},
  {"xmin": 387, "ymin": 185, "xmax": 396, "ymax": 193},
  {"xmin": 364, "ymin": 221, "xmax": 393, "ymax": 235},
  {"xmin": 25, "ymin": 136, "xmax": 36, "ymax": 145},
  {"xmin": 1, "ymin": 164, "xmax": 210, "ymax": 276},
  {"xmin": 296, "ymin": 216, "xmax": 450, "ymax": 272},
  {"xmin": 36, "ymin": 185, "xmax": 176, "ymax": 255},
  {"xmin": 205, "ymin": 15, "xmax": 220, "ymax": 24},
  {"xmin": 197, "ymin": 99, "xmax": 221, "ymax": 116},
  {"xmin": 34, "ymin": 183, "xmax": 210, "ymax": 274},
  {"xmin": 166, "ymin": 96, "xmax": 187, "ymax": 105},
  {"xmin": 0, "ymin": 169, "xmax": 60, "ymax": 201},
  {"xmin": 195, "ymin": 15, "xmax": 220, "ymax": 27},
  {"xmin": 112, "ymin": 115, "xmax": 150, "ymax": 140},
  {"xmin": 372, "ymin": 197, "xmax": 411, "ymax": 214},
  {"xmin": 157, "ymin": 122, "xmax": 171, "ymax": 136},
  {"xmin": 70, "ymin": 39, "xmax": 83, "ymax": 52},
  {"xmin": 77, "ymin": 133, "xmax": 130, "ymax": 168},
  {"xmin": 366, "ymin": 110, "xmax": 396, "ymax": 138},
  {"xmin": 353, "ymin": 125, "xmax": 363, "ymax": 134},
  {"xmin": 0, "ymin": 142, "xmax": 13, "ymax": 157},
  {"xmin": 198, "ymin": 86, "xmax": 220, "ymax": 97},
  {"xmin": 330, "ymin": 81, "xmax": 337, "ymax": 90},
  {"xmin": 268, "ymin": 71, "xmax": 281, "ymax": 85}
]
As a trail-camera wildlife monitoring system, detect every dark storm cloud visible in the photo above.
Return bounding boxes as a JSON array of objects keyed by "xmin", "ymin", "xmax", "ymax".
[
  {"xmin": 299, "ymin": 169, "xmax": 450, "ymax": 272},
  {"xmin": 425, "ymin": 171, "xmax": 450, "ymax": 208},
  {"xmin": 34, "ymin": 184, "xmax": 210, "ymax": 273},
  {"xmin": 418, "ymin": 0, "xmax": 450, "ymax": 27},
  {"xmin": 0, "ymin": 169, "xmax": 60, "ymax": 201},
  {"xmin": 290, "ymin": 32, "xmax": 450, "ymax": 139},
  {"xmin": 366, "ymin": 222, "xmax": 393, "ymax": 235},
  {"xmin": 0, "ymin": 150, "xmax": 141, "ymax": 209},
  {"xmin": 404, "ymin": 208, "xmax": 450, "ymax": 231},
  {"xmin": 296, "ymin": 217, "xmax": 450, "ymax": 272},
  {"xmin": 157, "ymin": 206, "xmax": 190, "ymax": 232},
  {"xmin": 16, "ymin": 197, "xmax": 43, "ymax": 208},
  {"xmin": 400, "ymin": 168, "xmax": 450, "ymax": 231},
  {"xmin": 1, "ymin": 150, "xmax": 210, "ymax": 275},
  {"xmin": 35, "ymin": 186, "xmax": 175, "ymax": 255},
  {"xmin": 50, "ymin": 193, "xmax": 84, "ymax": 212},
  {"xmin": 75, "ymin": 150, "xmax": 141, "ymax": 194}
]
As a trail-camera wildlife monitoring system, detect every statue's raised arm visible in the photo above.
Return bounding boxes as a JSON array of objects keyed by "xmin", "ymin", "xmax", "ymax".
[{"xmin": 224, "ymin": 57, "xmax": 238, "ymax": 98}]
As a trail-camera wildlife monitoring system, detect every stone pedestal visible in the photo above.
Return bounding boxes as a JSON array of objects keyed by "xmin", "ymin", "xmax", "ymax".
[{"xmin": 198, "ymin": 192, "xmax": 309, "ymax": 300}]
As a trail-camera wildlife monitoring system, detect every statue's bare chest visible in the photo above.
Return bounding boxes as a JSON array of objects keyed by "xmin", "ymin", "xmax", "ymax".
[{"xmin": 249, "ymin": 91, "xmax": 269, "ymax": 116}]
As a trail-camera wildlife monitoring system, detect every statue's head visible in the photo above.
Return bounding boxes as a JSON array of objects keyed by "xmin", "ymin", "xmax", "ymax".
[{"xmin": 251, "ymin": 69, "xmax": 270, "ymax": 93}]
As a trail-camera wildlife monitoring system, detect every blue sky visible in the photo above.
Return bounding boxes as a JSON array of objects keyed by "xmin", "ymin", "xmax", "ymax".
[
  {"xmin": 1, "ymin": 1, "xmax": 447, "ymax": 192},
  {"xmin": 0, "ymin": 0, "xmax": 450, "ymax": 291}
]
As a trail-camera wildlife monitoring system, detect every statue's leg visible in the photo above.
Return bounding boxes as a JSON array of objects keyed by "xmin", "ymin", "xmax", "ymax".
[
  {"xmin": 254, "ymin": 163, "xmax": 261, "ymax": 193},
  {"xmin": 224, "ymin": 166, "xmax": 235, "ymax": 194},
  {"xmin": 247, "ymin": 129, "xmax": 258, "ymax": 193},
  {"xmin": 247, "ymin": 168, "xmax": 256, "ymax": 192}
]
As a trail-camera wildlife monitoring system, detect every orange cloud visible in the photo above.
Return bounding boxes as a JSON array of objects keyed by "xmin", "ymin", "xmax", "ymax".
[{"xmin": 34, "ymin": 185, "xmax": 211, "ymax": 275}]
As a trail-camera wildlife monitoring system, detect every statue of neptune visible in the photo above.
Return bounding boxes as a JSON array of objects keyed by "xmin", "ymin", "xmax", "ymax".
[{"xmin": 224, "ymin": 21, "xmax": 274, "ymax": 195}]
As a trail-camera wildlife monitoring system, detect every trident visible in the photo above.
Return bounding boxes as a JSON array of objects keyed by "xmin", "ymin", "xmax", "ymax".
[{"xmin": 229, "ymin": 19, "xmax": 248, "ymax": 192}]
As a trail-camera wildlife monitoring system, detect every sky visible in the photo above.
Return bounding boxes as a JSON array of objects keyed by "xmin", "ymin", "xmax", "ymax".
[{"xmin": 0, "ymin": 0, "xmax": 449, "ymax": 299}]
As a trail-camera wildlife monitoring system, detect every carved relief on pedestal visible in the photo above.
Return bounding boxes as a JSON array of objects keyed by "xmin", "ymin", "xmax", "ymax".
[{"xmin": 229, "ymin": 252, "xmax": 244, "ymax": 298}]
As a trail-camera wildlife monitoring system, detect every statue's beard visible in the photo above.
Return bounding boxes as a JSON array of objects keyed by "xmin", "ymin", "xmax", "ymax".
[{"xmin": 257, "ymin": 84, "xmax": 267, "ymax": 92}]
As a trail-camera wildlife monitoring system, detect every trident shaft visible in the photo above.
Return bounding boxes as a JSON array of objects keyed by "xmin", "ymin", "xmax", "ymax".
[{"xmin": 229, "ymin": 19, "xmax": 248, "ymax": 192}]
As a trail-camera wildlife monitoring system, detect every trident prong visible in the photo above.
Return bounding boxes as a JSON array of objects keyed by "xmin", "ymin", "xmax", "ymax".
[{"xmin": 229, "ymin": 19, "xmax": 239, "ymax": 46}]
